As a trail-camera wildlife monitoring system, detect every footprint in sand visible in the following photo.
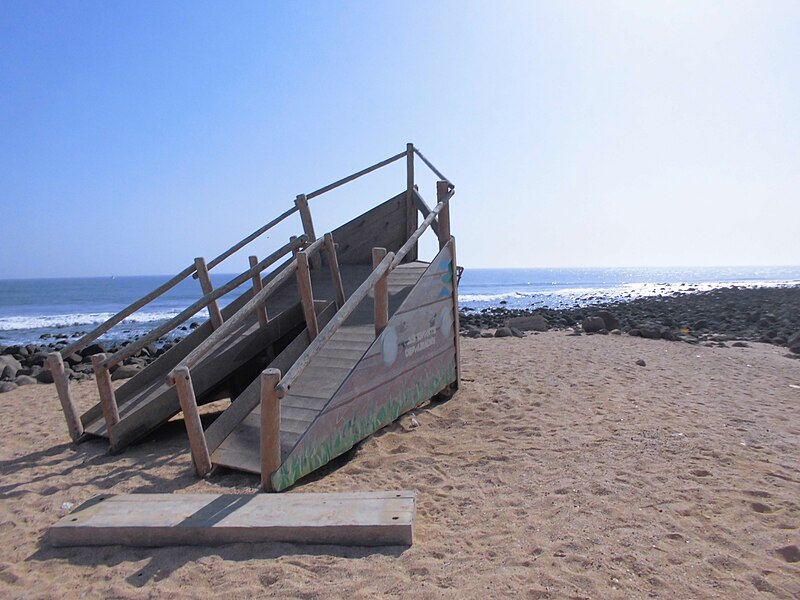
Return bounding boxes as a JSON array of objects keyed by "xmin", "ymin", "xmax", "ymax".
[
  {"xmin": 690, "ymin": 468, "xmax": 712, "ymax": 477},
  {"xmin": 750, "ymin": 502, "xmax": 773, "ymax": 514}
]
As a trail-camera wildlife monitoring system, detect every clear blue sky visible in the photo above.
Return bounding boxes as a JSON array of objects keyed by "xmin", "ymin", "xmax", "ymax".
[{"xmin": 2, "ymin": 1, "xmax": 799, "ymax": 278}]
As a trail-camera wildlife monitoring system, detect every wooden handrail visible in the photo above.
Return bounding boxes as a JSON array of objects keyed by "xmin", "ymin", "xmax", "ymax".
[
  {"xmin": 59, "ymin": 263, "xmax": 197, "ymax": 358},
  {"xmin": 412, "ymin": 147, "xmax": 452, "ymax": 186},
  {"xmin": 196, "ymin": 205, "xmax": 299, "ymax": 277},
  {"xmin": 174, "ymin": 236, "xmax": 326, "ymax": 373},
  {"xmin": 275, "ymin": 250, "xmax": 396, "ymax": 399},
  {"xmin": 391, "ymin": 187, "xmax": 454, "ymax": 268},
  {"xmin": 306, "ymin": 151, "xmax": 406, "ymax": 200},
  {"xmin": 100, "ymin": 236, "xmax": 306, "ymax": 370}
]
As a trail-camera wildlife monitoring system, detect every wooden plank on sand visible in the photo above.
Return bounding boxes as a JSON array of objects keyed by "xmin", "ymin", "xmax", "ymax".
[{"xmin": 50, "ymin": 491, "xmax": 415, "ymax": 547}]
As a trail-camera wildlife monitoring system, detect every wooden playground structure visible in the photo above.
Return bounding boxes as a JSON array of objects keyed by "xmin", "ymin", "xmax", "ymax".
[{"xmin": 48, "ymin": 144, "xmax": 460, "ymax": 492}]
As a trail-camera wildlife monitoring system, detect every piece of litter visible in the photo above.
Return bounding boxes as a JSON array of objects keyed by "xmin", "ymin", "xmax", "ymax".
[
  {"xmin": 790, "ymin": 384, "xmax": 800, "ymax": 389},
  {"xmin": 61, "ymin": 502, "xmax": 74, "ymax": 511},
  {"xmin": 410, "ymin": 416, "xmax": 420, "ymax": 428}
]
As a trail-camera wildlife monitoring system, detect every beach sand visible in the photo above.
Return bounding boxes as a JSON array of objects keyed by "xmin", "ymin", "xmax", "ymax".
[{"xmin": 1, "ymin": 332, "xmax": 798, "ymax": 598}]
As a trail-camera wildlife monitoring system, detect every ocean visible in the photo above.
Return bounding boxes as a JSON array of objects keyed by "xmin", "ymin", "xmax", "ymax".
[{"xmin": 1, "ymin": 266, "xmax": 799, "ymax": 347}]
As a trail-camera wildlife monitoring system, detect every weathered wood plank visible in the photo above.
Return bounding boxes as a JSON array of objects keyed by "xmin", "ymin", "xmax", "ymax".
[{"xmin": 50, "ymin": 491, "xmax": 415, "ymax": 547}]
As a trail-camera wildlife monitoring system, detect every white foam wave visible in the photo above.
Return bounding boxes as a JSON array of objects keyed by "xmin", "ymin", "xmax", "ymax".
[{"xmin": 0, "ymin": 308, "xmax": 199, "ymax": 332}]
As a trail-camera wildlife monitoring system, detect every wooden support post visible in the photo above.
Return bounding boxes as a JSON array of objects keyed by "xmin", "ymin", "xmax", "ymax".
[
  {"xmin": 289, "ymin": 235, "xmax": 301, "ymax": 258},
  {"xmin": 373, "ymin": 247, "xmax": 389, "ymax": 336},
  {"xmin": 324, "ymin": 233, "xmax": 346, "ymax": 309},
  {"xmin": 437, "ymin": 180, "xmax": 451, "ymax": 251},
  {"xmin": 448, "ymin": 237, "xmax": 461, "ymax": 391},
  {"xmin": 296, "ymin": 250, "xmax": 319, "ymax": 340},
  {"xmin": 194, "ymin": 257, "xmax": 223, "ymax": 329},
  {"xmin": 169, "ymin": 366, "xmax": 212, "ymax": 477},
  {"xmin": 295, "ymin": 194, "xmax": 321, "ymax": 269},
  {"xmin": 47, "ymin": 352, "xmax": 84, "ymax": 442},
  {"xmin": 248, "ymin": 256, "xmax": 269, "ymax": 327},
  {"xmin": 91, "ymin": 353, "xmax": 119, "ymax": 436},
  {"xmin": 260, "ymin": 368, "xmax": 282, "ymax": 492},
  {"xmin": 405, "ymin": 143, "xmax": 418, "ymax": 262}
]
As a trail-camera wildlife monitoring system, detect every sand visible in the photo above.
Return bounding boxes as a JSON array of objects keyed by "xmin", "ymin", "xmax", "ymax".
[{"xmin": 1, "ymin": 332, "xmax": 798, "ymax": 599}]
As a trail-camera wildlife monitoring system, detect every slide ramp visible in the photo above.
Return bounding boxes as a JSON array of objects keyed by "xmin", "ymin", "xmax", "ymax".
[{"xmin": 208, "ymin": 261, "xmax": 429, "ymax": 474}]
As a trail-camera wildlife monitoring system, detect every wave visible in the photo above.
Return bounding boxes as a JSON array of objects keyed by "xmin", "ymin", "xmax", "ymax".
[{"xmin": 0, "ymin": 308, "xmax": 202, "ymax": 332}]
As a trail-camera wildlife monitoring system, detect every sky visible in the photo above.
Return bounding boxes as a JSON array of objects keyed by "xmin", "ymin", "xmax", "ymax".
[{"xmin": 1, "ymin": 0, "xmax": 799, "ymax": 278}]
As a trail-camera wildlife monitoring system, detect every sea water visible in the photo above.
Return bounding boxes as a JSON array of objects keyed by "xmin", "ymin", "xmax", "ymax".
[{"xmin": 1, "ymin": 266, "xmax": 799, "ymax": 346}]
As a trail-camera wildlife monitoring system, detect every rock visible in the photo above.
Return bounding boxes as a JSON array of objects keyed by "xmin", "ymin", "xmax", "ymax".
[
  {"xmin": 1, "ymin": 365, "xmax": 16, "ymax": 380},
  {"xmin": 510, "ymin": 327, "xmax": 525, "ymax": 338},
  {"xmin": 506, "ymin": 315, "xmax": 548, "ymax": 332},
  {"xmin": 581, "ymin": 316, "xmax": 605, "ymax": 333},
  {"xmin": 111, "ymin": 364, "xmax": 141, "ymax": 380},
  {"xmin": 480, "ymin": 331, "xmax": 494, "ymax": 338},
  {"xmin": 638, "ymin": 325, "xmax": 663, "ymax": 340},
  {"xmin": 14, "ymin": 375, "xmax": 37, "ymax": 386},
  {"xmin": 731, "ymin": 341, "xmax": 749, "ymax": 348},
  {"xmin": 596, "ymin": 310, "xmax": 620, "ymax": 331},
  {"xmin": 610, "ymin": 329, "xmax": 622, "ymax": 335},
  {"xmin": 80, "ymin": 343, "xmax": 105, "ymax": 358},
  {"xmin": 0, "ymin": 354, "xmax": 22, "ymax": 375},
  {"xmin": 0, "ymin": 382, "xmax": 18, "ymax": 393},
  {"xmin": 787, "ymin": 331, "xmax": 800, "ymax": 348},
  {"xmin": 636, "ymin": 359, "xmax": 647, "ymax": 367},
  {"xmin": 64, "ymin": 353, "xmax": 83, "ymax": 367},
  {"xmin": 26, "ymin": 352, "xmax": 48, "ymax": 367},
  {"xmin": 36, "ymin": 369, "xmax": 54, "ymax": 384},
  {"xmin": 494, "ymin": 327, "xmax": 513, "ymax": 338}
]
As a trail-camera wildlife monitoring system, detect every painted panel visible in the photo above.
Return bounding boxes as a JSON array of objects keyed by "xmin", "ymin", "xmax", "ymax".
[{"xmin": 272, "ymin": 245, "xmax": 457, "ymax": 491}]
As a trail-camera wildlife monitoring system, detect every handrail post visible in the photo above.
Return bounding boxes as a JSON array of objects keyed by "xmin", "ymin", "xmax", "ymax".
[
  {"xmin": 169, "ymin": 367, "xmax": 212, "ymax": 477},
  {"xmin": 324, "ymin": 233, "xmax": 346, "ymax": 309},
  {"xmin": 436, "ymin": 180, "xmax": 451, "ymax": 251},
  {"xmin": 248, "ymin": 255, "xmax": 269, "ymax": 327},
  {"xmin": 405, "ymin": 143, "xmax": 417, "ymax": 262},
  {"xmin": 296, "ymin": 250, "xmax": 319, "ymax": 339},
  {"xmin": 47, "ymin": 352, "xmax": 84, "ymax": 442},
  {"xmin": 260, "ymin": 368, "xmax": 282, "ymax": 492},
  {"xmin": 194, "ymin": 257, "xmax": 223, "ymax": 329},
  {"xmin": 91, "ymin": 353, "xmax": 119, "ymax": 441},
  {"xmin": 295, "ymin": 194, "xmax": 321, "ymax": 269},
  {"xmin": 373, "ymin": 247, "xmax": 389, "ymax": 336}
]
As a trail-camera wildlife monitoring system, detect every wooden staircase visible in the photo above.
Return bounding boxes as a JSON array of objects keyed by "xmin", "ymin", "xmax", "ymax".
[{"xmin": 48, "ymin": 145, "xmax": 459, "ymax": 491}]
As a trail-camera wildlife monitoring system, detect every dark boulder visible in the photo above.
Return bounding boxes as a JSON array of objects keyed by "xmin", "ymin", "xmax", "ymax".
[
  {"xmin": 595, "ymin": 310, "xmax": 620, "ymax": 331},
  {"xmin": 581, "ymin": 316, "xmax": 606, "ymax": 333},
  {"xmin": 506, "ymin": 315, "xmax": 548, "ymax": 332},
  {"xmin": 80, "ymin": 343, "xmax": 106, "ymax": 358},
  {"xmin": 494, "ymin": 327, "xmax": 513, "ymax": 338},
  {"xmin": 0, "ymin": 382, "xmax": 18, "ymax": 393},
  {"xmin": 36, "ymin": 369, "xmax": 54, "ymax": 384},
  {"xmin": 111, "ymin": 364, "xmax": 141, "ymax": 381}
]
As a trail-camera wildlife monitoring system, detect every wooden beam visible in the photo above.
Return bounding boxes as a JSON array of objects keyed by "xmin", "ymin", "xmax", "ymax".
[
  {"xmin": 50, "ymin": 491, "xmax": 416, "ymax": 547},
  {"xmin": 412, "ymin": 189, "xmax": 440, "ymax": 237},
  {"xmin": 305, "ymin": 150, "xmax": 406, "ymax": 200},
  {"xmin": 391, "ymin": 189, "xmax": 453, "ymax": 268},
  {"xmin": 91, "ymin": 354, "xmax": 119, "ymax": 437},
  {"xmin": 168, "ymin": 367, "xmax": 212, "ymax": 477},
  {"xmin": 436, "ymin": 181, "xmax": 451, "ymax": 251},
  {"xmin": 295, "ymin": 250, "xmax": 319, "ymax": 340},
  {"xmin": 194, "ymin": 257, "xmax": 223, "ymax": 329},
  {"xmin": 405, "ymin": 142, "xmax": 417, "ymax": 262},
  {"xmin": 47, "ymin": 352, "xmax": 84, "ymax": 442},
  {"xmin": 248, "ymin": 255, "xmax": 269, "ymax": 327},
  {"xmin": 295, "ymin": 194, "xmax": 321, "ymax": 269},
  {"xmin": 324, "ymin": 233, "xmax": 346, "ymax": 309},
  {"xmin": 373, "ymin": 247, "xmax": 388, "ymax": 336},
  {"xmin": 260, "ymin": 369, "xmax": 281, "ymax": 492}
]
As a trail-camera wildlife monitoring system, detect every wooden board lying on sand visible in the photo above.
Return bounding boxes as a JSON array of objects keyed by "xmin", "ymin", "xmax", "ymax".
[{"xmin": 49, "ymin": 491, "xmax": 415, "ymax": 547}]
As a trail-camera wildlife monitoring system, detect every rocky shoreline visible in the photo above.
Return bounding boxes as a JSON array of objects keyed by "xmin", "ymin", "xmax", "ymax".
[
  {"xmin": 459, "ymin": 284, "xmax": 800, "ymax": 353},
  {"xmin": 0, "ymin": 327, "xmax": 197, "ymax": 393},
  {"xmin": 1, "ymin": 285, "xmax": 799, "ymax": 394}
]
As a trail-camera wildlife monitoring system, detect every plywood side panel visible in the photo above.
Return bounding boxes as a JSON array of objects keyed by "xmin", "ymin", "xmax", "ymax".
[
  {"xmin": 273, "ymin": 246, "xmax": 457, "ymax": 491},
  {"xmin": 330, "ymin": 191, "xmax": 408, "ymax": 264}
]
